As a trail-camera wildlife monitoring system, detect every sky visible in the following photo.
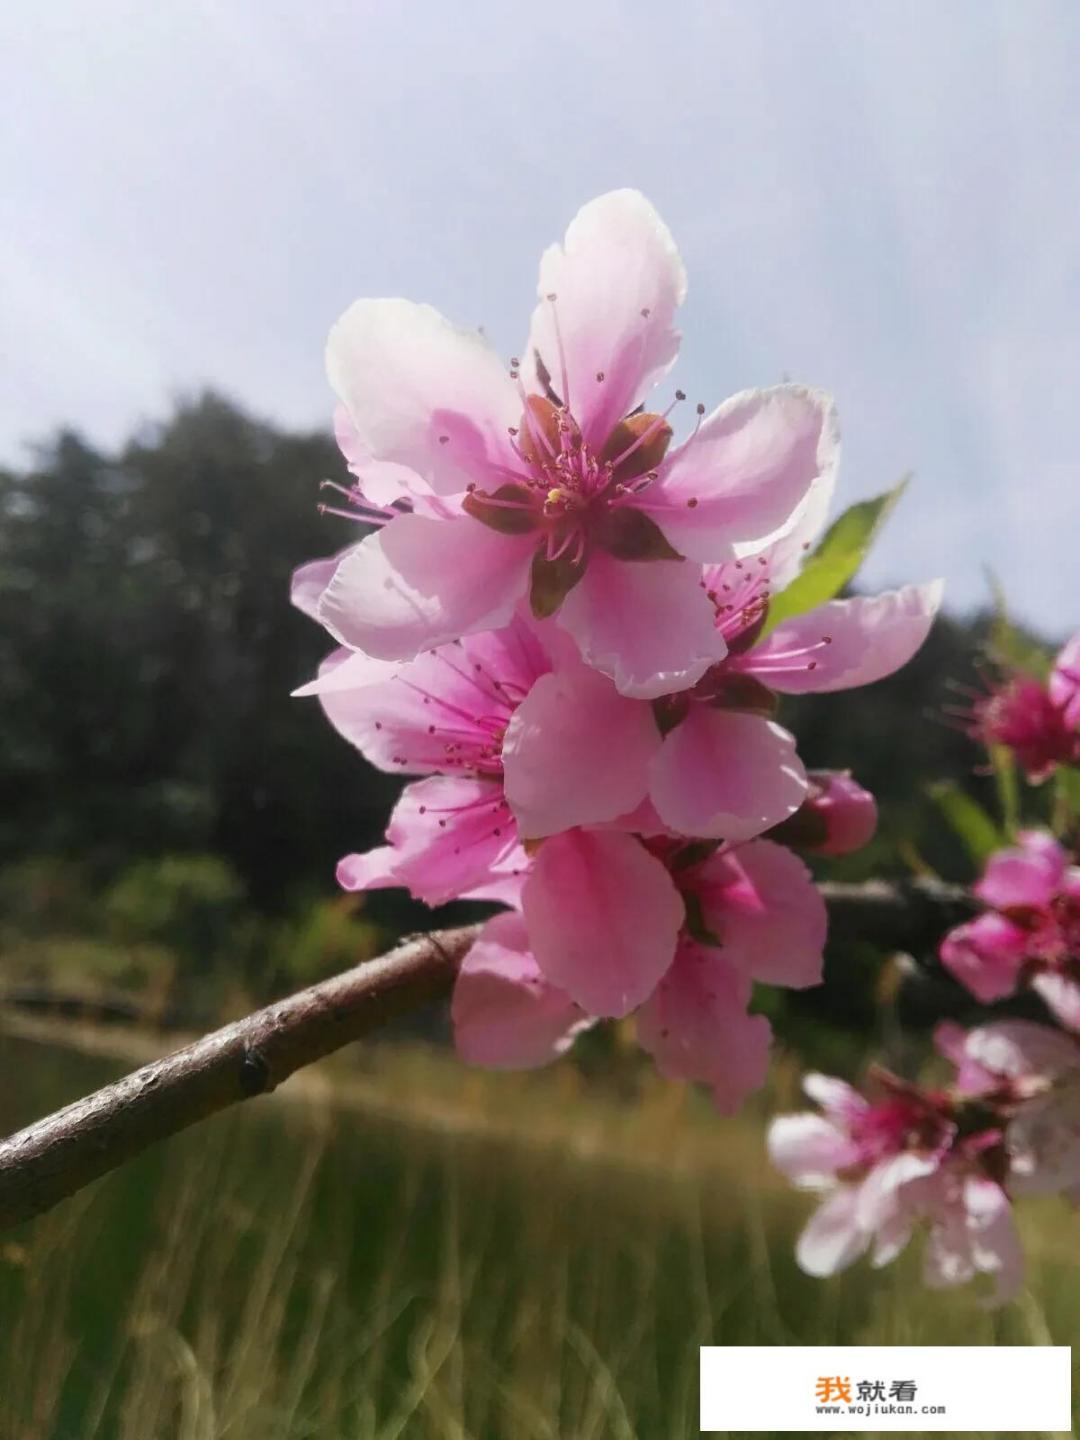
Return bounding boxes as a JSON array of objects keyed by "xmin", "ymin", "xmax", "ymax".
[{"xmin": 3, "ymin": 0, "xmax": 1078, "ymax": 634}]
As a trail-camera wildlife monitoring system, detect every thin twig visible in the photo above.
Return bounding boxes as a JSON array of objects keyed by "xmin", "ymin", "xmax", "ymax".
[
  {"xmin": 0, "ymin": 878, "xmax": 974, "ymax": 1234},
  {"xmin": 0, "ymin": 925, "xmax": 479, "ymax": 1232}
]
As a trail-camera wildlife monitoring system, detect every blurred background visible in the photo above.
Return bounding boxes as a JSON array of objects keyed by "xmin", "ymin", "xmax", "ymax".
[{"xmin": 2, "ymin": 2, "xmax": 1078, "ymax": 1436}]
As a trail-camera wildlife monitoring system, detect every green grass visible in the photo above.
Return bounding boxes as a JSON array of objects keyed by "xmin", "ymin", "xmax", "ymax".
[{"xmin": 0, "ymin": 1027, "xmax": 1077, "ymax": 1439}]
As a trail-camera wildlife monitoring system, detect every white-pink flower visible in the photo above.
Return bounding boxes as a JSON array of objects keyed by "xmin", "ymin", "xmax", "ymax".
[
  {"xmin": 314, "ymin": 190, "xmax": 837, "ymax": 698},
  {"xmin": 768, "ymin": 1071, "xmax": 1023, "ymax": 1304},
  {"xmin": 940, "ymin": 1019, "xmax": 1080, "ymax": 1197}
]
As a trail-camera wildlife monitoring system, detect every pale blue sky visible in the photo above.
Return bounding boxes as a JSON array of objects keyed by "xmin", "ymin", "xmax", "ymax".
[{"xmin": 3, "ymin": 0, "xmax": 1078, "ymax": 633}]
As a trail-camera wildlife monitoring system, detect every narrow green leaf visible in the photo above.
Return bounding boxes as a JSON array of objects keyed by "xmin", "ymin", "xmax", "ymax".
[
  {"xmin": 763, "ymin": 474, "xmax": 909, "ymax": 634},
  {"xmin": 928, "ymin": 781, "xmax": 1003, "ymax": 866},
  {"xmin": 1052, "ymin": 765, "xmax": 1080, "ymax": 831},
  {"xmin": 989, "ymin": 742, "xmax": 1020, "ymax": 839}
]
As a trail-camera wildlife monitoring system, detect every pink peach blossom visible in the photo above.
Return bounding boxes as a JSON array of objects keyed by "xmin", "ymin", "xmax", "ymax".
[
  {"xmin": 969, "ymin": 631, "xmax": 1080, "ymax": 780},
  {"xmin": 503, "ymin": 476, "xmax": 939, "ymax": 841},
  {"xmin": 940, "ymin": 832, "xmax": 1080, "ymax": 1025},
  {"xmin": 943, "ymin": 1019, "xmax": 1080, "ymax": 1197},
  {"xmin": 451, "ymin": 911, "xmax": 592, "ymax": 1069},
  {"xmin": 304, "ymin": 619, "xmax": 551, "ymax": 906},
  {"xmin": 521, "ymin": 834, "xmax": 825, "ymax": 1018},
  {"xmin": 769, "ymin": 1070, "xmax": 1022, "ymax": 1303},
  {"xmin": 314, "ymin": 190, "xmax": 837, "ymax": 697},
  {"xmin": 451, "ymin": 835, "xmax": 824, "ymax": 1110},
  {"xmin": 296, "ymin": 614, "xmax": 677, "ymax": 901}
]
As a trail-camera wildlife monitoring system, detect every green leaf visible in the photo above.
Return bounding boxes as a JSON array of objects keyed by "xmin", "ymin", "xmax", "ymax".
[
  {"xmin": 1052, "ymin": 765, "xmax": 1080, "ymax": 831},
  {"xmin": 988, "ymin": 742, "xmax": 1020, "ymax": 838},
  {"xmin": 928, "ymin": 782, "xmax": 1003, "ymax": 866},
  {"xmin": 763, "ymin": 475, "xmax": 909, "ymax": 634}
]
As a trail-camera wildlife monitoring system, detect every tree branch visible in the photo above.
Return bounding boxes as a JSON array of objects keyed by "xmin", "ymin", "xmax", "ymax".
[
  {"xmin": 817, "ymin": 876, "xmax": 973, "ymax": 951},
  {"xmin": 0, "ymin": 877, "xmax": 974, "ymax": 1233},
  {"xmin": 0, "ymin": 925, "xmax": 479, "ymax": 1232}
]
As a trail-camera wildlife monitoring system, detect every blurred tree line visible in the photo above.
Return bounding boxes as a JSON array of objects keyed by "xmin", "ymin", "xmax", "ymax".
[{"xmin": 0, "ymin": 393, "xmax": 1051, "ymax": 1031}]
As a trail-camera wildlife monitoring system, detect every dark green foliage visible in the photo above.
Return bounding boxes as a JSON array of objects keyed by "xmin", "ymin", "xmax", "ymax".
[{"xmin": 0, "ymin": 394, "xmax": 404, "ymax": 916}]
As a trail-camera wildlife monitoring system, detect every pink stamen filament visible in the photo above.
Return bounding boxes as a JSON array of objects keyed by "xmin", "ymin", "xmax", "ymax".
[{"xmin": 605, "ymin": 392, "xmax": 684, "ymax": 471}]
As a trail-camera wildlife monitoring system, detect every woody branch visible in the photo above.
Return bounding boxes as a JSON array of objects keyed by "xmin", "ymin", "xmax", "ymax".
[{"xmin": 0, "ymin": 879, "xmax": 967, "ymax": 1234}]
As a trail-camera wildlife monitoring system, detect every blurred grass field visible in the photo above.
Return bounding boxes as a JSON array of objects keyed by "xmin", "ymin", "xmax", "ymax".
[{"xmin": 0, "ymin": 1024, "xmax": 1077, "ymax": 1440}]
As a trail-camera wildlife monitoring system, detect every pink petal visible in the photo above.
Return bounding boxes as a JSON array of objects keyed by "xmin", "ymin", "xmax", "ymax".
[
  {"xmin": 292, "ymin": 647, "xmax": 403, "ymax": 702},
  {"xmin": 1049, "ymin": 631, "xmax": 1080, "ymax": 728},
  {"xmin": 935, "ymin": 1022, "xmax": 999, "ymax": 1096},
  {"xmin": 694, "ymin": 840, "xmax": 827, "ymax": 988},
  {"xmin": 317, "ymin": 513, "xmax": 534, "ymax": 660},
  {"xmin": 962, "ymin": 1019, "xmax": 1080, "ymax": 1082},
  {"xmin": 637, "ymin": 941, "xmax": 772, "ymax": 1112},
  {"xmin": 748, "ymin": 471, "xmax": 837, "ymax": 592},
  {"xmin": 308, "ymin": 618, "xmax": 548, "ymax": 773},
  {"xmin": 767, "ymin": 1114, "xmax": 861, "ymax": 1186},
  {"xmin": 975, "ymin": 836, "xmax": 1065, "ymax": 910},
  {"xmin": 335, "ymin": 846, "xmax": 400, "ymax": 893},
  {"xmin": 1017, "ymin": 828, "xmax": 1071, "ymax": 871},
  {"xmin": 333, "ymin": 405, "xmax": 430, "ymax": 508},
  {"xmin": 1009, "ymin": 1084, "xmax": 1080, "ymax": 1195},
  {"xmin": 940, "ymin": 913, "xmax": 1029, "ymax": 1002},
  {"xmin": 1031, "ymin": 972, "xmax": 1080, "ymax": 1033},
  {"xmin": 869, "ymin": 1208, "xmax": 916, "ymax": 1268},
  {"xmin": 963, "ymin": 1177, "xmax": 1024, "ymax": 1305},
  {"xmin": 557, "ymin": 551, "xmax": 727, "ymax": 699},
  {"xmin": 803, "ymin": 1072, "xmax": 870, "ymax": 1122},
  {"xmin": 327, "ymin": 298, "xmax": 519, "ymax": 496},
  {"xmin": 649, "ymin": 707, "xmax": 807, "ymax": 841},
  {"xmin": 291, "ymin": 552, "xmax": 351, "ymax": 622},
  {"xmin": 503, "ymin": 665, "xmax": 660, "ymax": 838},
  {"xmin": 338, "ymin": 776, "xmax": 519, "ymax": 907},
  {"xmin": 744, "ymin": 582, "xmax": 944, "ymax": 695},
  {"xmin": 647, "ymin": 386, "xmax": 839, "ymax": 563},
  {"xmin": 795, "ymin": 1187, "xmax": 869, "ymax": 1277},
  {"xmin": 521, "ymin": 829, "xmax": 683, "ymax": 1018},
  {"xmin": 524, "ymin": 190, "xmax": 686, "ymax": 445},
  {"xmin": 855, "ymin": 1152, "xmax": 939, "ymax": 1232},
  {"xmin": 461, "ymin": 867, "xmax": 527, "ymax": 907},
  {"xmin": 452, "ymin": 912, "xmax": 589, "ymax": 1070}
]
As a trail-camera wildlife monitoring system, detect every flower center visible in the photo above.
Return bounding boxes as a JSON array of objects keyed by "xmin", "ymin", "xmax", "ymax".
[{"xmin": 463, "ymin": 389, "xmax": 686, "ymax": 616}]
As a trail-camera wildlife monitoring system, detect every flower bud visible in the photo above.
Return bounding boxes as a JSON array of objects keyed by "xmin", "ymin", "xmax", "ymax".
[{"xmin": 768, "ymin": 770, "xmax": 878, "ymax": 856}]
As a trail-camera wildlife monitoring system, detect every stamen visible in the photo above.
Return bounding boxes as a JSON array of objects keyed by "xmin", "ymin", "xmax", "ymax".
[{"xmin": 606, "ymin": 391, "xmax": 685, "ymax": 471}]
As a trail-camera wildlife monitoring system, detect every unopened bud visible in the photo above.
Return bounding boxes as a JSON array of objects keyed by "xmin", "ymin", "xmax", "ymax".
[{"xmin": 769, "ymin": 771, "xmax": 878, "ymax": 856}]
